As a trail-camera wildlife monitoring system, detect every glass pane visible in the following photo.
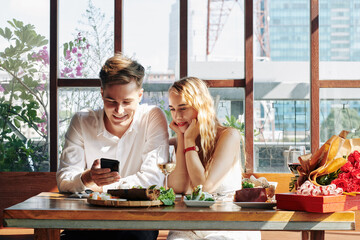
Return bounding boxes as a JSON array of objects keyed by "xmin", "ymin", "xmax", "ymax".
[
  {"xmin": 123, "ymin": 0, "xmax": 179, "ymax": 81},
  {"xmin": 59, "ymin": 0, "xmax": 114, "ymax": 78},
  {"xmin": 320, "ymin": 88, "xmax": 360, "ymax": 142},
  {"xmin": 0, "ymin": 0, "xmax": 50, "ymax": 171},
  {"xmin": 319, "ymin": 1, "xmax": 360, "ymax": 80},
  {"xmin": 254, "ymin": 1, "xmax": 311, "ymax": 173},
  {"xmin": 58, "ymin": 88, "xmax": 103, "ymax": 156},
  {"xmin": 188, "ymin": 0, "xmax": 245, "ymax": 79},
  {"xmin": 211, "ymin": 88, "xmax": 246, "ymax": 167}
]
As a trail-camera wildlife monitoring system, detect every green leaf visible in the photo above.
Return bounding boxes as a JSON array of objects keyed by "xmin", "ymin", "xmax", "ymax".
[
  {"xmin": 13, "ymin": 19, "xmax": 23, "ymax": 28},
  {"xmin": 4, "ymin": 27, "xmax": 12, "ymax": 40},
  {"xmin": 13, "ymin": 119, "xmax": 21, "ymax": 128},
  {"xmin": 28, "ymin": 109, "xmax": 37, "ymax": 119},
  {"xmin": 69, "ymin": 41, "xmax": 74, "ymax": 50},
  {"xmin": 7, "ymin": 20, "xmax": 15, "ymax": 28},
  {"xmin": 0, "ymin": 28, "xmax": 5, "ymax": 38},
  {"xmin": 63, "ymin": 43, "xmax": 68, "ymax": 57}
]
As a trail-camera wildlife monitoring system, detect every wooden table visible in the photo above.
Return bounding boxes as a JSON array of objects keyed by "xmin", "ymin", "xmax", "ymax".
[{"xmin": 3, "ymin": 192, "xmax": 356, "ymax": 240}]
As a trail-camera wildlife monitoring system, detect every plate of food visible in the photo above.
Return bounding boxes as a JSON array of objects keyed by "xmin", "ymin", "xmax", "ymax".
[
  {"xmin": 87, "ymin": 186, "xmax": 176, "ymax": 207},
  {"xmin": 183, "ymin": 185, "xmax": 215, "ymax": 207},
  {"xmin": 233, "ymin": 176, "xmax": 277, "ymax": 209}
]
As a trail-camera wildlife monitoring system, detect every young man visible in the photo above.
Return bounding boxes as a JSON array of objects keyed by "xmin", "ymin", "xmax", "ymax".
[{"xmin": 57, "ymin": 53, "xmax": 168, "ymax": 240}]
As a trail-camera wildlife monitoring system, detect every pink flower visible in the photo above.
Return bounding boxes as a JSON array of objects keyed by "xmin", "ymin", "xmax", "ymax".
[
  {"xmin": 65, "ymin": 50, "xmax": 72, "ymax": 61},
  {"xmin": 31, "ymin": 47, "xmax": 49, "ymax": 65},
  {"xmin": 39, "ymin": 46, "xmax": 49, "ymax": 65},
  {"xmin": 36, "ymin": 84, "xmax": 45, "ymax": 91},
  {"xmin": 60, "ymin": 67, "xmax": 73, "ymax": 77},
  {"xmin": 63, "ymin": 67, "xmax": 72, "ymax": 73},
  {"xmin": 75, "ymin": 65, "xmax": 82, "ymax": 76},
  {"xmin": 0, "ymin": 85, "xmax": 4, "ymax": 92},
  {"xmin": 72, "ymin": 47, "xmax": 77, "ymax": 53},
  {"xmin": 37, "ymin": 113, "xmax": 47, "ymax": 135}
]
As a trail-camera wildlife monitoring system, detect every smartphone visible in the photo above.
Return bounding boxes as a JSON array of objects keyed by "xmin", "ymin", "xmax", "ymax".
[{"xmin": 100, "ymin": 158, "xmax": 120, "ymax": 172}]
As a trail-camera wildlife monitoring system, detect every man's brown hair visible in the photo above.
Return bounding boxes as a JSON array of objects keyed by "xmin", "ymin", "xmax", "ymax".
[{"xmin": 99, "ymin": 53, "xmax": 145, "ymax": 88}]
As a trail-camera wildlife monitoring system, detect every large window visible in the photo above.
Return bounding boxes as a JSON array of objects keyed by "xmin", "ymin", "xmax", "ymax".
[
  {"xmin": 254, "ymin": 1, "xmax": 310, "ymax": 172},
  {"xmin": 2, "ymin": 0, "xmax": 360, "ymax": 174},
  {"xmin": 0, "ymin": 0, "xmax": 50, "ymax": 171}
]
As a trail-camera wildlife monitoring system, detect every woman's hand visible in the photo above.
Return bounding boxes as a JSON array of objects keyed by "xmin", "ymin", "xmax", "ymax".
[
  {"xmin": 184, "ymin": 119, "xmax": 200, "ymax": 143},
  {"xmin": 169, "ymin": 120, "xmax": 182, "ymax": 135}
]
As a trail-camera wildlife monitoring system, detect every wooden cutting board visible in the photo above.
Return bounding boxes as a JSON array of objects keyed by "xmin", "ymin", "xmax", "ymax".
[{"xmin": 87, "ymin": 198, "xmax": 163, "ymax": 207}]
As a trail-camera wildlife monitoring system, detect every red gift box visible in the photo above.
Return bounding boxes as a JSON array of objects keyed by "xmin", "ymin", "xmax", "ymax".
[{"xmin": 276, "ymin": 193, "xmax": 360, "ymax": 213}]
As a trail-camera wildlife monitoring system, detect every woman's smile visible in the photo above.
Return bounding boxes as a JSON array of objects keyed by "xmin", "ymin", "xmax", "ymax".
[{"xmin": 177, "ymin": 122, "xmax": 187, "ymax": 127}]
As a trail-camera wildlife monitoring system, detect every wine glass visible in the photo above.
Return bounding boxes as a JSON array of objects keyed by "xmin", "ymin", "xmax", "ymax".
[
  {"xmin": 286, "ymin": 146, "xmax": 305, "ymax": 176},
  {"xmin": 157, "ymin": 145, "xmax": 176, "ymax": 189}
]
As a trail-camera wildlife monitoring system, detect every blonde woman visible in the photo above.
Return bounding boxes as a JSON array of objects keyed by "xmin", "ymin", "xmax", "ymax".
[{"xmin": 167, "ymin": 77, "xmax": 260, "ymax": 240}]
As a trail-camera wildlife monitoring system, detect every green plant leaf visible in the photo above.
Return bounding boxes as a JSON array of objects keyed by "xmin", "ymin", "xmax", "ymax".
[
  {"xmin": 5, "ymin": 27, "xmax": 12, "ymax": 40},
  {"xmin": 63, "ymin": 42, "xmax": 68, "ymax": 57},
  {"xmin": 13, "ymin": 119, "xmax": 21, "ymax": 128},
  {"xmin": 0, "ymin": 28, "xmax": 5, "ymax": 38},
  {"xmin": 7, "ymin": 20, "xmax": 15, "ymax": 28},
  {"xmin": 13, "ymin": 19, "xmax": 23, "ymax": 28},
  {"xmin": 69, "ymin": 41, "xmax": 74, "ymax": 50}
]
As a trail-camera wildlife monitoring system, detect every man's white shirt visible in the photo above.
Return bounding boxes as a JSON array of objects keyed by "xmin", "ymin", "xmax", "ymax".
[{"xmin": 56, "ymin": 104, "xmax": 169, "ymax": 193}]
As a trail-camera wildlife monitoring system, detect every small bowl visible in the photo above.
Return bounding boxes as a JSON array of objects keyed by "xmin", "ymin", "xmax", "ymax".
[{"xmin": 288, "ymin": 163, "xmax": 301, "ymax": 176}]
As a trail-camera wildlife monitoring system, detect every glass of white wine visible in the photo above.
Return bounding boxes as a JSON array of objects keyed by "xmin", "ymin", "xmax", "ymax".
[
  {"xmin": 157, "ymin": 145, "xmax": 176, "ymax": 189},
  {"xmin": 287, "ymin": 145, "xmax": 306, "ymax": 176}
]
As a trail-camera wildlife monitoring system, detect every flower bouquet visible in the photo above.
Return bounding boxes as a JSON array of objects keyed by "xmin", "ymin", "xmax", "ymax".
[
  {"xmin": 331, "ymin": 150, "xmax": 360, "ymax": 194},
  {"xmin": 277, "ymin": 130, "xmax": 360, "ymax": 213}
]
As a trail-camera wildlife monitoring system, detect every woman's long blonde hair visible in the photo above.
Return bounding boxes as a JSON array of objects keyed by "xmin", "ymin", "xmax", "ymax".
[{"xmin": 169, "ymin": 77, "xmax": 223, "ymax": 170}]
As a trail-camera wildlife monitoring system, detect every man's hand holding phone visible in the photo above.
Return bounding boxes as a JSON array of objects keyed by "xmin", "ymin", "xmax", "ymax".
[{"xmin": 89, "ymin": 159, "xmax": 120, "ymax": 187}]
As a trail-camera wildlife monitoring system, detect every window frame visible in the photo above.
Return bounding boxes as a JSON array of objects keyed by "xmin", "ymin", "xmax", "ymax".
[{"xmin": 48, "ymin": 0, "xmax": 360, "ymax": 173}]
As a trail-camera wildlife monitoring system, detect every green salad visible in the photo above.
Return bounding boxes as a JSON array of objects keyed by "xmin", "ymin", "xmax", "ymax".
[
  {"xmin": 242, "ymin": 181, "xmax": 255, "ymax": 188},
  {"xmin": 158, "ymin": 187, "xmax": 176, "ymax": 206},
  {"xmin": 148, "ymin": 185, "xmax": 175, "ymax": 206}
]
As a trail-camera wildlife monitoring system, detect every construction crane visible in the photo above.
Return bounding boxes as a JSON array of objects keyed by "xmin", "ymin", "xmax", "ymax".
[
  {"xmin": 206, "ymin": 0, "xmax": 270, "ymax": 59},
  {"xmin": 254, "ymin": 0, "xmax": 270, "ymax": 59},
  {"xmin": 206, "ymin": 0, "xmax": 238, "ymax": 57}
]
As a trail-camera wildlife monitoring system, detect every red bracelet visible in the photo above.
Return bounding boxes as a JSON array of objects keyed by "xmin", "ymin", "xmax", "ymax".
[{"xmin": 184, "ymin": 146, "xmax": 199, "ymax": 154}]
